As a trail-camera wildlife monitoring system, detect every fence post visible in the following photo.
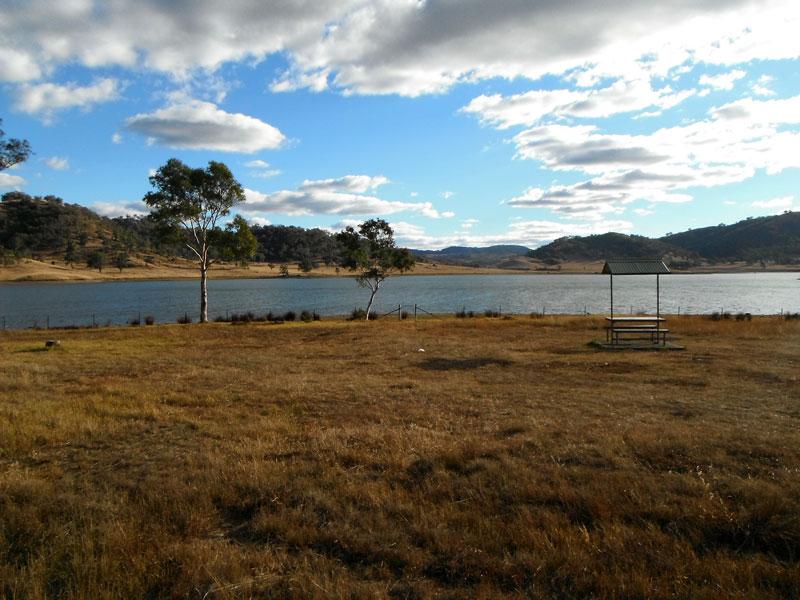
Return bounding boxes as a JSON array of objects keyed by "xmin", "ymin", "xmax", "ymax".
[
  {"xmin": 414, "ymin": 304, "xmax": 417, "ymax": 321},
  {"xmin": 138, "ymin": 311, "xmax": 142, "ymax": 327}
]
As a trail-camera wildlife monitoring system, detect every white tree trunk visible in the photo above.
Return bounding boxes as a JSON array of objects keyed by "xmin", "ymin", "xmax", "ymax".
[
  {"xmin": 200, "ymin": 265, "xmax": 208, "ymax": 323},
  {"xmin": 364, "ymin": 283, "xmax": 379, "ymax": 321}
]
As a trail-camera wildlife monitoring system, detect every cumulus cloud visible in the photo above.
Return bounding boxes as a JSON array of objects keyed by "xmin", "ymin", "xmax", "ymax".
[
  {"xmin": 0, "ymin": 172, "xmax": 26, "ymax": 189},
  {"xmin": 14, "ymin": 78, "xmax": 121, "ymax": 120},
  {"xmin": 241, "ymin": 175, "xmax": 454, "ymax": 219},
  {"xmin": 245, "ymin": 159, "xmax": 271, "ymax": 168},
  {"xmin": 500, "ymin": 94, "xmax": 800, "ymax": 219},
  {"xmin": 91, "ymin": 200, "xmax": 149, "ymax": 218},
  {"xmin": 44, "ymin": 156, "xmax": 69, "ymax": 171},
  {"xmin": 751, "ymin": 195, "xmax": 796, "ymax": 212},
  {"xmin": 111, "ymin": 132, "xmax": 122, "ymax": 144},
  {"xmin": 0, "ymin": 1, "xmax": 357, "ymax": 82},
  {"xmin": 1, "ymin": 1, "xmax": 797, "ymax": 99},
  {"xmin": 279, "ymin": 0, "xmax": 799, "ymax": 96},
  {"xmin": 244, "ymin": 159, "xmax": 281, "ymax": 178},
  {"xmin": 124, "ymin": 100, "xmax": 285, "ymax": 152},
  {"xmin": 389, "ymin": 219, "xmax": 634, "ymax": 250},
  {"xmin": 750, "ymin": 74, "xmax": 776, "ymax": 97},
  {"xmin": 462, "ymin": 79, "xmax": 694, "ymax": 129},
  {"xmin": 698, "ymin": 69, "xmax": 746, "ymax": 91}
]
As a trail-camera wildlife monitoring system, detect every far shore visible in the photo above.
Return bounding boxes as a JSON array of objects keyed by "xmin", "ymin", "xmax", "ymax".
[{"xmin": 1, "ymin": 257, "xmax": 798, "ymax": 283}]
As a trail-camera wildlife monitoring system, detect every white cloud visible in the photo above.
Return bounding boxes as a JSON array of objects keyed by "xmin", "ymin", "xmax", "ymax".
[
  {"xmin": 0, "ymin": 172, "xmax": 26, "ymax": 189},
  {"xmin": 242, "ymin": 175, "xmax": 453, "ymax": 218},
  {"xmin": 751, "ymin": 195, "xmax": 796, "ymax": 212},
  {"xmin": 124, "ymin": 99, "xmax": 285, "ymax": 153},
  {"xmin": 633, "ymin": 208, "xmax": 654, "ymax": 216},
  {"xmin": 751, "ymin": 74, "xmax": 775, "ymax": 97},
  {"xmin": 111, "ymin": 132, "xmax": 122, "ymax": 144},
  {"xmin": 0, "ymin": 1, "xmax": 358, "ymax": 82},
  {"xmin": 441, "ymin": 190, "xmax": 455, "ymax": 200},
  {"xmin": 251, "ymin": 169, "xmax": 282, "ymax": 179},
  {"xmin": 390, "ymin": 219, "xmax": 634, "ymax": 250},
  {"xmin": 246, "ymin": 216, "xmax": 271, "ymax": 226},
  {"xmin": 462, "ymin": 78, "xmax": 694, "ymax": 129},
  {"xmin": 499, "ymin": 94, "xmax": 800, "ymax": 219},
  {"xmin": 245, "ymin": 159, "xmax": 281, "ymax": 178},
  {"xmin": 14, "ymin": 78, "xmax": 121, "ymax": 120},
  {"xmin": 44, "ymin": 156, "xmax": 69, "ymax": 171},
  {"xmin": 91, "ymin": 200, "xmax": 149, "ymax": 218},
  {"xmin": 245, "ymin": 159, "xmax": 271, "ymax": 168},
  {"xmin": 299, "ymin": 175, "xmax": 389, "ymax": 194},
  {"xmin": 279, "ymin": 0, "xmax": 800, "ymax": 96},
  {"xmin": 1, "ymin": 1, "xmax": 797, "ymax": 99},
  {"xmin": 698, "ymin": 69, "xmax": 746, "ymax": 91}
]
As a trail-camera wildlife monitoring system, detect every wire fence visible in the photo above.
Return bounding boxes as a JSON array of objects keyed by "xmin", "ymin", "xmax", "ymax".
[{"xmin": 2, "ymin": 303, "xmax": 798, "ymax": 331}]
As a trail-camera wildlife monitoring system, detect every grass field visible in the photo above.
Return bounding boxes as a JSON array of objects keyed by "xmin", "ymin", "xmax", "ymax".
[{"xmin": 1, "ymin": 316, "xmax": 799, "ymax": 598}]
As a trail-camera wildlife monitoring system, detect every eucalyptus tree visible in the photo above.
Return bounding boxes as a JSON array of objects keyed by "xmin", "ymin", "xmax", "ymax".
[
  {"xmin": 336, "ymin": 219, "xmax": 414, "ymax": 320},
  {"xmin": 0, "ymin": 118, "xmax": 31, "ymax": 170},
  {"xmin": 144, "ymin": 159, "xmax": 245, "ymax": 322}
]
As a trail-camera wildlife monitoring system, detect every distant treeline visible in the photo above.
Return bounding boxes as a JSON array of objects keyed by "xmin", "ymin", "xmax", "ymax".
[{"xmin": 0, "ymin": 192, "xmax": 345, "ymax": 268}]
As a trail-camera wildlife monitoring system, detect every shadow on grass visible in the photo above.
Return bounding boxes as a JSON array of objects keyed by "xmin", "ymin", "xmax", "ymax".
[
  {"xmin": 14, "ymin": 347, "xmax": 53, "ymax": 353},
  {"xmin": 420, "ymin": 357, "xmax": 512, "ymax": 371}
]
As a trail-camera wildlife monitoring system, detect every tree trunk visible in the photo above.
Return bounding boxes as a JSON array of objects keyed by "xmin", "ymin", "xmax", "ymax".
[
  {"xmin": 364, "ymin": 284, "xmax": 379, "ymax": 321},
  {"xmin": 200, "ymin": 265, "xmax": 208, "ymax": 323}
]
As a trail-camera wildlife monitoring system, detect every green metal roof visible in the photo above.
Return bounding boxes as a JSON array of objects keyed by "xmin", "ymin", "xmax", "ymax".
[{"xmin": 602, "ymin": 259, "xmax": 670, "ymax": 275}]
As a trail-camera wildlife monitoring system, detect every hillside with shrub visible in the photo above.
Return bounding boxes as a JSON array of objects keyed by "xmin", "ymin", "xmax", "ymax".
[
  {"xmin": 0, "ymin": 192, "xmax": 345, "ymax": 270},
  {"xmin": 662, "ymin": 212, "xmax": 800, "ymax": 262}
]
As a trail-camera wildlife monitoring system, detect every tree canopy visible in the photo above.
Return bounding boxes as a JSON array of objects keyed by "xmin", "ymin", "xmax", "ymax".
[
  {"xmin": 0, "ymin": 119, "xmax": 31, "ymax": 171},
  {"xmin": 336, "ymin": 219, "xmax": 414, "ymax": 320}
]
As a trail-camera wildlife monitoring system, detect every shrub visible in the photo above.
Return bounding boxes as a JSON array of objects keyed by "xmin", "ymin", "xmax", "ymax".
[
  {"xmin": 455, "ymin": 308, "xmax": 467, "ymax": 318},
  {"xmin": 785, "ymin": 312, "xmax": 800, "ymax": 321},
  {"xmin": 401, "ymin": 310, "xmax": 409, "ymax": 320},
  {"xmin": 350, "ymin": 308, "xmax": 367, "ymax": 321},
  {"xmin": 144, "ymin": 315, "xmax": 155, "ymax": 326},
  {"xmin": 129, "ymin": 317, "xmax": 140, "ymax": 326},
  {"xmin": 177, "ymin": 314, "xmax": 192, "ymax": 324},
  {"xmin": 484, "ymin": 309, "xmax": 500, "ymax": 318},
  {"xmin": 283, "ymin": 310, "xmax": 296, "ymax": 322},
  {"xmin": 735, "ymin": 312, "xmax": 752, "ymax": 321},
  {"xmin": 300, "ymin": 310, "xmax": 313, "ymax": 323}
]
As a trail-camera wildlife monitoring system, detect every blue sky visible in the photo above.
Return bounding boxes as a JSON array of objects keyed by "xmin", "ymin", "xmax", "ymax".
[{"xmin": 1, "ymin": 0, "xmax": 799, "ymax": 249}]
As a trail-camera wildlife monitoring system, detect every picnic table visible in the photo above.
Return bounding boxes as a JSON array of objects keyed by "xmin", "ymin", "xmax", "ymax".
[{"xmin": 605, "ymin": 316, "xmax": 668, "ymax": 345}]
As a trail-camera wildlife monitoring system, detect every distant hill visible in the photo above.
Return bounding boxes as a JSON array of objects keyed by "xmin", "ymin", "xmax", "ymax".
[
  {"xmin": 528, "ymin": 233, "xmax": 689, "ymax": 262},
  {"xmin": 662, "ymin": 212, "xmax": 800, "ymax": 262},
  {"xmin": 415, "ymin": 212, "xmax": 800, "ymax": 269},
  {"xmin": 412, "ymin": 245, "xmax": 531, "ymax": 267},
  {"xmin": 0, "ymin": 192, "xmax": 163, "ymax": 265},
  {"xmin": 527, "ymin": 212, "xmax": 800, "ymax": 266}
]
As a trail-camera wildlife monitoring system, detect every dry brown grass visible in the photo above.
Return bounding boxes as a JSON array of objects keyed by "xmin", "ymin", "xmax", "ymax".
[
  {"xmin": 1, "ymin": 316, "xmax": 799, "ymax": 598},
  {"xmin": 0, "ymin": 257, "xmax": 539, "ymax": 283}
]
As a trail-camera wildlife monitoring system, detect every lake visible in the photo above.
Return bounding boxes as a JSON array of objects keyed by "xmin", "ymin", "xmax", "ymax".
[{"xmin": 0, "ymin": 272, "xmax": 798, "ymax": 329}]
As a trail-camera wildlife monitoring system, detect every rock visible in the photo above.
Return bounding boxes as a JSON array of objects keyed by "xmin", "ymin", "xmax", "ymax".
[{"xmin": 45, "ymin": 340, "xmax": 60, "ymax": 349}]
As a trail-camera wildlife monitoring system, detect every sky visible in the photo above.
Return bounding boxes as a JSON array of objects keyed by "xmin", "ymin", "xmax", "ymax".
[{"xmin": 1, "ymin": 0, "xmax": 799, "ymax": 250}]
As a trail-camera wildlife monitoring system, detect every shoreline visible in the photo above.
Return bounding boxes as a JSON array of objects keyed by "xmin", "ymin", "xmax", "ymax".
[{"xmin": 1, "ymin": 257, "xmax": 798, "ymax": 284}]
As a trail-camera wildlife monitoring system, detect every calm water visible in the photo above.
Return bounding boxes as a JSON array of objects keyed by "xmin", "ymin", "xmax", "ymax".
[{"xmin": 0, "ymin": 272, "xmax": 797, "ymax": 329}]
